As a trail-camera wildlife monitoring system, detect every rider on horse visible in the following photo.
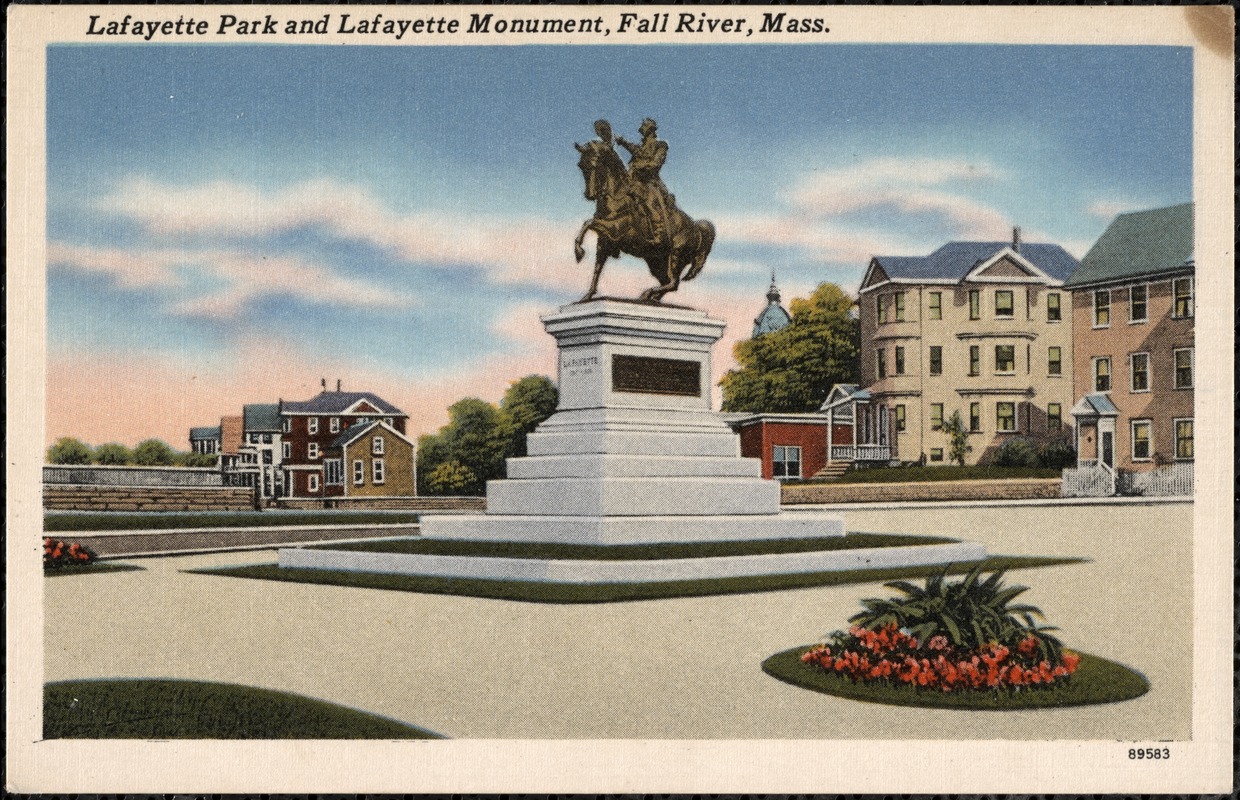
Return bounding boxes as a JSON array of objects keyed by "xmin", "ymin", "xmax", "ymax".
[{"xmin": 617, "ymin": 118, "xmax": 674, "ymax": 248}]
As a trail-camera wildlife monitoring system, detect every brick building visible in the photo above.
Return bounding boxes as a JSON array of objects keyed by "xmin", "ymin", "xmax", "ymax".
[
  {"xmin": 323, "ymin": 420, "xmax": 417, "ymax": 498},
  {"xmin": 279, "ymin": 390, "xmax": 410, "ymax": 497}
]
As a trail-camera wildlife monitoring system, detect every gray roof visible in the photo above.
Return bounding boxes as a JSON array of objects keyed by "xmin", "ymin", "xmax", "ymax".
[
  {"xmin": 821, "ymin": 384, "xmax": 871, "ymax": 411},
  {"xmin": 873, "ymin": 241, "xmax": 1080, "ymax": 283},
  {"xmin": 752, "ymin": 275, "xmax": 792, "ymax": 337},
  {"xmin": 1070, "ymin": 392, "xmax": 1119, "ymax": 418},
  {"xmin": 281, "ymin": 391, "xmax": 405, "ymax": 416},
  {"xmin": 331, "ymin": 421, "xmax": 378, "ymax": 449},
  {"xmin": 189, "ymin": 426, "xmax": 220, "ymax": 440},
  {"xmin": 1064, "ymin": 203, "xmax": 1193, "ymax": 288},
  {"xmin": 243, "ymin": 403, "xmax": 281, "ymax": 432}
]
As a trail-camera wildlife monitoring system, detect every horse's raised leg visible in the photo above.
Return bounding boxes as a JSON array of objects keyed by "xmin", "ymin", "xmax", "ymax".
[
  {"xmin": 573, "ymin": 219, "xmax": 594, "ymax": 263},
  {"xmin": 581, "ymin": 240, "xmax": 608, "ymax": 302}
]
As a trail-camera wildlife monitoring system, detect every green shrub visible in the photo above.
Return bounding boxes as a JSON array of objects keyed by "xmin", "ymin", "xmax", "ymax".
[
  {"xmin": 1037, "ymin": 440, "xmax": 1077, "ymax": 470},
  {"xmin": 992, "ymin": 437, "xmax": 1040, "ymax": 468},
  {"xmin": 47, "ymin": 437, "xmax": 92, "ymax": 464}
]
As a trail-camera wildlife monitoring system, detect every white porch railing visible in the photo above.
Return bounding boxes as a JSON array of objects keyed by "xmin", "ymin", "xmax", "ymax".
[{"xmin": 831, "ymin": 444, "xmax": 891, "ymax": 462}]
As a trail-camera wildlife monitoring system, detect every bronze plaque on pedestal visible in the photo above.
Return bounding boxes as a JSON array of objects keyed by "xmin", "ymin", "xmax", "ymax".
[{"xmin": 611, "ymin": 354, "xmax": 701, "ymax": 396}]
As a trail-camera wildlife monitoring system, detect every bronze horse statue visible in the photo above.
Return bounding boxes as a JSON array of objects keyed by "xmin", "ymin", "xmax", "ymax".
[{"xmin": 573, "ymin": 134, "xmax": 715, "ymax": 303}]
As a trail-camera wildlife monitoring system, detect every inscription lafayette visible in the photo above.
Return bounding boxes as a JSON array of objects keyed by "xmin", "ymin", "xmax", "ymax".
[
  {"xmin": 561, "ymin": 354, "xmax": 600, "ymax": 378},
  {"xmin": 611, "ymin": 355, "xmax": 701, "ymax": 397}
]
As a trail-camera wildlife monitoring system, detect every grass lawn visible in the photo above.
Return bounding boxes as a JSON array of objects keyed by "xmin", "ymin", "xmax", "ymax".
[
  {"xmin": 793, "ymin": 465, "xmax": 1062, "ymax": 485},
  {"xmin": 193, "ymin": 555, "xmax": 1082, "ymax": 604},
  {"xmin": 44, "ymin": 563, "xmax": 143, "ymax": 577},
  {"xmin": 308, "ymin": 532, "xmax": 959, "ymax": 560},
  {"xmin": 762, "ymin": 646, "xmax": 1148, "ymax": 709},
  {"xmin": 44, "ymin": 679, "xmax": 442, "ymax": 739},
  {"xmin": 44, "ymin": 510, "xmax": 422, "ymax": 532}
]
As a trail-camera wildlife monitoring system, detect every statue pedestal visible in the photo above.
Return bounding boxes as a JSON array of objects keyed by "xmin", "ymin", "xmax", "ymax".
[{"xmin": 420, "ymin": 299, "xmax": 842, "ymax": 544}]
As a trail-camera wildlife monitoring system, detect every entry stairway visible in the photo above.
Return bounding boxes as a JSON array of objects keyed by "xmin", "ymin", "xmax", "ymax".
[{"xmin": 811, "ymin": 460, "xmax": 852, "ymax": 481}]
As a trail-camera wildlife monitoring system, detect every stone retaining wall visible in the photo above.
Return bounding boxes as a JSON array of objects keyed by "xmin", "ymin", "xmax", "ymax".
[
  {"xmin": 43, "ymin": 484, "xmax": 253, "ymax": 512},
  {"xmin": 44, "ymin": 464, "xmax": 223, "ymax": 487},
  {"xmin": 781, "ymin": 478, "xmax": 1062, "ymax": 505},
  {"xmin": 275, "ymin": 496, "xmax": 486, "ymax": 512}
]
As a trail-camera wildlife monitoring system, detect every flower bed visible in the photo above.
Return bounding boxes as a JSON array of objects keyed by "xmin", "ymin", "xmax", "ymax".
[
  {"xmin": 763, "ymin": 567, "xmax": 1149, "ymax": 708},
  {"xmin": 43, "ymin": 537, "xmax": 96, "ymax": 569}
]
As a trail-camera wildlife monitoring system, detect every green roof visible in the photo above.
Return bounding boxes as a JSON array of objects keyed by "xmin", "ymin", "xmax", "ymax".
[
  {"xmin": 243, "ymin": 403, "xmax": 281, "ymax": 432},
  {"xmin": 1065, "ymin": 203, "xmax": 1193, "ymax": 288}
]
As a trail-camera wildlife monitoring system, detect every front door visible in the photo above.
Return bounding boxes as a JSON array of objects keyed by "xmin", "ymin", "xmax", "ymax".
[{"xmin": 1100, "ymin": 431, "xmax": 1114, "ymax": 468}]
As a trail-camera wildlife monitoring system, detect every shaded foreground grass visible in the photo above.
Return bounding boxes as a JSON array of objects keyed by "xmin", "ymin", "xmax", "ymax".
[
  {"xmin": 762, "ymin": 646, "xmax": 1148, "ymax": 709},
  {"xmin": 45, "ymin": 510, "xmax": 423, "ymax": 532},
  {"xmin": 309, "ymin": 532, "xmax": 958, "ymax": 560},
  {"xmin": 193, "ymin": 555, "xmax": 1081, "ymax": 604},
  {"xmin": 44, "ymin": 562, "xmax": 143, "ymax": 578},
  {"xmin": 44, "ymin": 679, "xmax": 442, "ymax": 739},
  {"xmin": 793, "ymin": 465, "xmax": 1061, "ymax": 485}
]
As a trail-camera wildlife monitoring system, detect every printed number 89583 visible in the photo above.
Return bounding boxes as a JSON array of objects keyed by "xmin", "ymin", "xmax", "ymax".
[{"xmin": 1129, "ymin": 747, "xmax": 1171, "ymax": 760}]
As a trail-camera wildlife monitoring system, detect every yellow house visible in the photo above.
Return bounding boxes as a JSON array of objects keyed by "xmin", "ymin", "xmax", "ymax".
[
  {"xmin": 323, "ymin": 420, "xmax": 417, "ymax": 497},
  {"xmin": 856, "ymin": 231, "xmax": 1079, "ymax": 465}
]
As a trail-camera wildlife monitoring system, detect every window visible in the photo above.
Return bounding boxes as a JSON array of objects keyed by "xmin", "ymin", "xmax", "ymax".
[
  {"xmin": 968, "ymin": 290, "xmax": 980, "ymax": 320},
  {"xmin": 1130, "ymin": 420, "xmax": 1152, "ymax": 461},
  {"xmin": 372, "ymin": 435, "xmax": 385, "ymax": 455},
  {"xmin": 330, "ymin": 417, "xmax": 340, "ymax": 433},
  {"xmin": 1130, "ymin": 352, "xmax": 1150, "ymax": 392},
  {"xmin": 249, "ymin": 433, "xmax": 260, "ymax": 444},
  {"xmin": 876, "ymin": 348, "xmax": 886, "ymax": 380},
  {"xmin": 929, "ymin": 448, "xmax": 944, "ymax": 462},
  {"xmin": 969, "ymin": 346, "xmax": 980, "ymax": 376},
  {"xmin": 894, "ymin": 292, "xmax": 906, "ymax": 322},
  {"xmin": 264, "ymin": 433, "xmax": 273, "ymax": 444},
  {"xmin": 969, "ymin": 402, "xmax": 981, "ymax": 432},
  {"xmin": 373, "ymin": 458, "xmax": 386, "ymax": 485},
  {"xmin": 282, "ymin": 418, "xmax": 291, "ymax": 433},
  {"xmin": 929, "ymin": 346, "xmax": 942, "ymax": 376},
  {"xmin": 282, "ymin": 442, "xmax": 291, "ymax": 460},
  {"xmin": 1173, "ymin": 277, "xmax": 1193, "ymax": 318},
  {"xmin": 930, "ymin": 403, "xmax": 944, "ymax": 430},
  {"xmin": 308, "ymin": 417, "xmax": 319, "ymax": 434},
  {"xmin": 1175, "ymin": 419, "xmax": 1194, "ymax": 460},
  {"xmin": 894, "ymin": 346, "xmax": 905, "ymax": 375},
  {"xmin": 1047, "ymin": 403, "xmax": 1062, "ymax": 433},
  {"xmin": 1048, "ymin": 346, "xmax": 1062, "ymax": 376},
  {"xmin": 308, "ymin": 442, "xmax": 319, "ymax": 460},
  {"xmin": 1093, "ymin": 357, "xmax": 1111, "ymax": 392},
  {"xmin": 308, "ymin": 473, "xmax": 320, "ymax": 493},
  {"xmin": 996, "ymin": 402, "xmax": 1016, "ymax": 432},
  {"xmin": 1174, "ymin": 348, "xmax": 1193, "ymax": 389},
  {"xmin": 262, "ymin": 450, "xmax": 272, "ymax": 465},
  {"xmin": 895, "ymin": 405, "xmax": 906, "ymax": 432},
  {"xmin": 928, "ymin": 292, "xmax": 942, "ymax": 320},
  {"xmin": 1093, "ymin": 290, "xmax": 1110, "ymax": 327},
  {"xmin": 876, "ymin": 295, "xmax": 887, "ymax": 324},
  {"xmin": 353, "ymin": 459, "xmax": 365, "ymax": 485},
  {"xmin": 772, "ymin": 446, "xmax": 801, "ymax": 480},
  {"xmin": 994, "ymin": 290, "xmax": 1014, "ymax": 318},
  {"xmin": 995, "ymin": 345, "xmax": 1015, "ymax": 374},
  {"xmin": 1129, "ymin": 285, "xmax": 1147, "ymax": 323},
  {"xmin": 325, "ymin": 458, "xmax": 344, "ymax": 485},
  {"xmin": 1047, "ymin": 292, "xmax": 1061, "ymax": 322}
]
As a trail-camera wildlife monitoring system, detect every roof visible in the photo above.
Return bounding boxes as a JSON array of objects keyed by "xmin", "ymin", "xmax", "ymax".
[
  {"xmin": 329, "ymin": 419, "xmax": 415, "ymax": 450},
  {"xmin": 752, "ymin": 274, "xmax": 792, "ymax": 337},
  {"xmin": 1064, "ymin": 203, "xmax": 1193, "ymax": 288},
  {"xmin": 189, "ymin": 426, "xmax": 220, "ymax": 440},
  {"xmin": 820, "ymin": 384, "xmax": 870, "ymax": 411},
  {"xmin": 243, "ymin": 403, "xmax": 281, "ymax": 432},
  {"xmin": 870, "ymin": 241, "xmax": 1080, "ymax": 284},
  {"xmin": 281, "ymin": 391, "xmax": 405, "ymax": 416},
  {"xmin": 1070, "ymin": 392, "xmax": 1119, "ymax": 418}
]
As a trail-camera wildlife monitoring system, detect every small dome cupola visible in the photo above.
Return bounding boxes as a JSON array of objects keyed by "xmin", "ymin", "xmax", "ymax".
[{"xmin": 752, "ymin": 269, "xmax": 792, "ymax": 337}]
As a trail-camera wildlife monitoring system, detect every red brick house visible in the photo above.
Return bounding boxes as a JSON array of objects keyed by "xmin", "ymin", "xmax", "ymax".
[{"xmin": 279, "ymin": 390, "xmax": 410, "ymax": 498}]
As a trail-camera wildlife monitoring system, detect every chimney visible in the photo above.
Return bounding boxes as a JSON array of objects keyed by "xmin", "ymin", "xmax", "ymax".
[
  {"xmin": 1012, "ymin": 226, "xmax": 1021, "ymax": 253},
  {"xmin": 336, "ymin": 379, "xmax": 342, "ymax": 392},
  {"xmin": 321, "ymin": 377, "xmax": 327, "ymax": 390}
]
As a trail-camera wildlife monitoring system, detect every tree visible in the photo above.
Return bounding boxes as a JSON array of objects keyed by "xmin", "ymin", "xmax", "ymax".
[
  {"xmin": 416, "ymin": 433, "xmax": 453, "ymax": 495},
  {"xmin": 941, "ymin": 411, "xmax": 972, "ymax": 466},
  {"xmin": 498, "ymin": 375, "xmax": 558, "ymax": 458},
  {"xmin": 47, "ymin": 437, "xmax": 92, "ymax": 464},
  {"xmin": 132, "ymin": 438, "xmax": 175, "ymax": 466},
  {"xmin": 92, "ymin": 443, "xmax": 132, "ymax": 465},
  {"xmin": 720, "ymin": 282, "xmax": 860, "ymax": 413},
  {"xmin": 178, "ymin": 452, "xmax": 219, "ymax": 468},
  {"xmin": 427, "ymin": 460, "xmax": 476, "ymax": 495}
]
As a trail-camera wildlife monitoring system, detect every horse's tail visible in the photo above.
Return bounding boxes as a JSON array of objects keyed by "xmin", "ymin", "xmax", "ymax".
[{"xmin": 683, "ymin": 219, "xmax": 715, "ymax": 282}]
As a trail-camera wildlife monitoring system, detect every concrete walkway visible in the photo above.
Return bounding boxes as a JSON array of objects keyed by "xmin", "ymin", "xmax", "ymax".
[{"xmin": 43, "ymin": 503, "xmax": 1191, "ymax": 739}]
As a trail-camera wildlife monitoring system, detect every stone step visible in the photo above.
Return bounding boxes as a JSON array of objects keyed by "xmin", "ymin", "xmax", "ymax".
[
  {"xmin": 506, "ymin": 453, "xmax": 761, "ymax": 480},
  {"xmin": 485, "ymin": 475, "xmax": 780, "ymax": 517}
]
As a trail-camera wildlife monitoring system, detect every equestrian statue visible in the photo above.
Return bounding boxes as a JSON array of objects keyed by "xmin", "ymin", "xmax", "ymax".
[{"xmin": 573, "ymin": 118, "xmax": 715, "ymax": 303}]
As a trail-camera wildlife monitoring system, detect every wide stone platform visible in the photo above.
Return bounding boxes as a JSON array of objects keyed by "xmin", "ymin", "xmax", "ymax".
[{"xmin": 282, "ymin": 299, "xmax": 986, "ymax": 584}]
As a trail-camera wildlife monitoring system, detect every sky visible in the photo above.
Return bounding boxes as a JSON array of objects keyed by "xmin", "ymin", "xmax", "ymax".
[{"xmin": 45, "ymin": 44, "xmax": 1192, "ymax": 448}]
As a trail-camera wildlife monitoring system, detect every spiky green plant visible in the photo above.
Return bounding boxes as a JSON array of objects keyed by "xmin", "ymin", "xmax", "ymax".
[{"xmin": 848, "ymin": 565, "xmax": 1063, "ymax": 662}]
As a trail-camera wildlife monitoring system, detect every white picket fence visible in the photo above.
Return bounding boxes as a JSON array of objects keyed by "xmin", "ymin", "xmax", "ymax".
[{"xmin": 1062, "ymin": 462, "xmax": 1193, "ymax": 498}]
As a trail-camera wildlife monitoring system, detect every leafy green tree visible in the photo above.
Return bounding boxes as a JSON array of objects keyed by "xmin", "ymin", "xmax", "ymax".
[
  {"xmin": 132, "ymin": 438, "xmax": 175, "ymax": 466},
  {"xmin": 178, "ymin": 452, "xmax": 219, "ymax": 468},
  {"xmin": 47, "ymin": 437, "xmax": 92, "ymax": 464},
  {"xmin": 416, "ymin": 433, "xmax": 453, "ymax": 495},
  {"xmin": 941, "ymin": 411, "xmax": 972, "ymax": 466},
  {"xmin": 426, "ymin": 460, "xmax": 476, "ymax": 495},
  {"xmin": 498, "ymin": 375, "xmax": 558, "ymax": 459},
  {"xmin": 92, "ymin": 442, "xmax": 132, "ymax": 465},
  {"xmin": 720, "ymin": 282, "xmax": 860, "ymax": 412}
]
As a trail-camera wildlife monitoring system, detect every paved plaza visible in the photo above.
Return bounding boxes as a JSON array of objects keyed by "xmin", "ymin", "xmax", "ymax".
[{"xmin": 43, "ymin": 501, "xmax": 1192, "ymax": 740}]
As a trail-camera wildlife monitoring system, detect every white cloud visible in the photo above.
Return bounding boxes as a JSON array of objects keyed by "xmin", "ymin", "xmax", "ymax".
[
  {"xmin": 1087, "ymin": 199, "xmax": 1145, "ymax": 220},
  {"xmin": 49, "ymin": 241, "xmax": 411, "ymax": 320}
]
